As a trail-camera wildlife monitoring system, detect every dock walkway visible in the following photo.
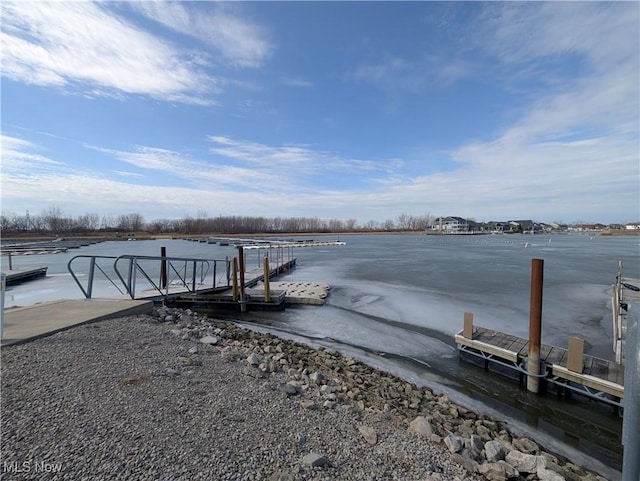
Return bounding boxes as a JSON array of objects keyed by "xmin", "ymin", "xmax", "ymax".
[
  {"xmin": 455, "ymin": 324, "xmax": 624, "ymax": 405},
  {"xmin": 3, "ymin": 267, "xmax": 48, "ymax": 285}
]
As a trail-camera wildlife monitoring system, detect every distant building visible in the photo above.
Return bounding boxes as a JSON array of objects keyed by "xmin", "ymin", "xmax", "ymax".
[
  {"xmin": 431, "ymin": 216, "xmax": 469, "ymax": 232},
  {"xmin": 626, "ymin": 223, "xmax": 640, "ymax": 230}
]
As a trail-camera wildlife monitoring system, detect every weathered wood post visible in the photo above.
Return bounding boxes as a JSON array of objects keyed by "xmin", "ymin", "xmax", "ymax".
[
  {"xmin": 527, "ymin": 258, "xmax": 544, "ymax": 393},
  {"xmin": 160, "ymin": 246, "xmax": 167, "ymax": 289},
  {"xmin": 263, "ymin": 255, "xmax": 271, "ymax": 303},
  {"xmin": 231, "ymin": 257, "xmax": 239, "ymax": 302},
  {"xmin": 567, "ymin": 337, "xmax": 584, "ymax": 373},
  {"xmin": 463, "ymin": 312, "xmax": 474, "ymax": 339},
  {"xmin": 238, "ymin": 246, "xmax": 246, "ymax": 312},
  {"xmin": 8, "ymin": 253, "xmax": 12, "ymax": 271}
]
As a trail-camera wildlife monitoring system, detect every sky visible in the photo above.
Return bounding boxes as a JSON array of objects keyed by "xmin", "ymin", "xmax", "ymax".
[{"xmin": 1, "ymin": 1, "xmax": 639, "ymax": 226}]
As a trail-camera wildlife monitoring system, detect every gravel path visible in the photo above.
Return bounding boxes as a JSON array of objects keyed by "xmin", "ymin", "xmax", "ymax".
[{"xmin": 1, "ymin": 313, "xmax": 481, "ymax": 481}]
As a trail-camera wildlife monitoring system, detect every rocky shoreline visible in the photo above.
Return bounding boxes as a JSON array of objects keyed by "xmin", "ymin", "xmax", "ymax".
[{"xmin": 1, "ymin": 307, "xmax": 612, "ymax": 481}]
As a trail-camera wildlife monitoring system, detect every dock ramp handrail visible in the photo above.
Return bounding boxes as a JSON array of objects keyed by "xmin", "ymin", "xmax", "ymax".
[{"xmin": 68, "ymin": 254, "xmax": 231, "ymax": 300}]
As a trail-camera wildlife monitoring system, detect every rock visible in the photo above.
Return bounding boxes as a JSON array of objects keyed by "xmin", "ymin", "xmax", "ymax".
[
  {"xmin": 452, "ymin": 453, "xmax": 479, "ymax": 474},
  {"xmin": 444, "ymin": 434, "xmax": 465, "ymax": 453},
  {"xmin": 408, "ymin": 416, "xmax": 434, "ymax": 438},
  {"xmin": 466, "ymin": 434, "xmax": 484, "ymax": 453},
  {"xmin": 358, "ymin": 425, "xmax": 378, "ymax": 445},
  {"xmin": 299, "ymin": 400, "xmax": 317, "ymax": 410},
  {"xmin": 485, "ymin": 440, "xmax": 505, "ymax": 463},
  {"xmin": 188, "ymin": 346, "xmax": 198, "ymax": 354},
  {"xmin": 246, "ymin": 353, "xmax": 262, "ymax": 366},
  {"xmin": 512, "ymin": 437, "xmax": 539, "ymax": 454},
  {"xmin": 170, "ymin": 329, "xmax": 181, "ymax": 336},
  {"xmin": 478, "ymin": 461, "xmax": 519, "ymax": 481},
  {"xmin": 281, "ymin": 384, "xmax": 298, "ymax": 396},
  {"xmin": 505, "ymin": 450, "xmax": 543, "ymax": 474},
  {"xmin": 309, "ymin": 371, "xmax": 326, "ymax": 384},
  {"xmin": 322, "ymin": 400, "xmax": 336, "ymax": 410},
  {"xmin": 302, "ymin": 452, "xmax": 328, "ymax": 467},
  {"xmin": 165, "ymin": 368, "xmax": 179, "ymax": 376},
  {"xmin": 200, "ymin": 335, "xmax": 218, "ymax": 345},
  {"xmin": 537, "ymin": 467, "xmax": 566, "ymax": 481}
]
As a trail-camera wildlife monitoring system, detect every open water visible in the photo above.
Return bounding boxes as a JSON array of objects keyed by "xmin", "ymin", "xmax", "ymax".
[{"xmin": 3, "ymin": 233, "xmax": 639, "ymax": 477}]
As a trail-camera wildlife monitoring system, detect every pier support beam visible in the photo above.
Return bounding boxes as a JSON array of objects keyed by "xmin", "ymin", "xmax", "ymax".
[
  {"xmin": 263, "ymin": 256, "xmax": 271, "ymax": 303},
  {"xmin": 232, "ymin": 257, "xmax": 239, "ymax": 302},
  {"xmin": 527, "ymin": 258, "xmax": 544, "ymax": 393},
  {"xmin": 160, "ymin": 247, "xmax": 167, "ymax": 289},
  {"xmin": 238, "ymin": 246, "xmax": 246, "ymax": 313}
]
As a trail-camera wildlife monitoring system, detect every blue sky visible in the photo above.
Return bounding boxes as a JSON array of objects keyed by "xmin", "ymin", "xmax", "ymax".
[{"xmin": 1, "ymin": 1, "xmax": 638, "ymax": 225}]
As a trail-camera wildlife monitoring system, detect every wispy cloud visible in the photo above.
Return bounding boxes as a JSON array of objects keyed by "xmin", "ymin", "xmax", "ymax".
[
  {"xmin": 208, "ymin": 135, "xmax": 399, "ymax": 176},
  {"xmin": 129, "ymin": 1, "xmax": 272, "ymax": 68},
  {"xmin": 0, "ymin": 134, "xmax": 64, "ymax": 171},
  {"xmin": 281, "ymin": 77, "xmax": 314, "ymax": 88},
  {"xmin": 0, "ymin": 1, "xmax": 216, "ymax": 104}
]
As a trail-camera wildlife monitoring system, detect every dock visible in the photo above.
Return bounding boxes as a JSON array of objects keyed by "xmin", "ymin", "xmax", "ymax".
[
  {"xmin": 3, "ymin": 266, "xmax": 48, "ymax": 285},
  {"xmin": 455, "ymin": 324, "xmax": 624, "ymax": 404},
  {"xmin": 612, "ymin": 260, "xmax": 640, "ymax": 365},
  {"xmin": 1, "ymin": 299, "xmax": 153, "ymax": 346}
]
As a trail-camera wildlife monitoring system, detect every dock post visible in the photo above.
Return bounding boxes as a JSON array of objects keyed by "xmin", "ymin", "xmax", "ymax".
[
  {"xmin": 463, "ymin": 312, "xmax": 474, "ymax": 339},
  {"xmin": 527, "ymin": 258, "xmax": 544, "ymax": 394},
  {"xmin": 160, "ymin": 247, "xmax": 167, "ymax": 289},
  {"xmin": 238, "ymin": 246, "xmax": 246, "ymax": 312},
  {"xmin": 232, "ymin": 257, "xmax": 239, "ymax": 302},
  {"xmin": 263, "ymin": 256, "xmax": 271, "ymax": 303},
  {"xmin": 8, "ymin": 253, "xmax": 12, "ymax": 271}
]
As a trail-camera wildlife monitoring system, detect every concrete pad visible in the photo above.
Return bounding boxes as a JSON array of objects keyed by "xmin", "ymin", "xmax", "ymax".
[
  {"xmin": 263, "ymin": 282, "xmax": 331, "ymax": 305},
  {"xmin": 1, "ymin": 299, "xmax": 153, "ymax": 346}
]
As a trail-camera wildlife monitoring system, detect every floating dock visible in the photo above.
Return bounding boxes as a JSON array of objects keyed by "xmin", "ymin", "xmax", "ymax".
[
  {"xmin": 454, "ymin": 259, "xmax": 632, "ymax": 409},
  {"xmin": 3, "ymin": 266, "xmax": 48, "ymax": 285},
  {"xmin": 455, "ymin": 323, "xmax": 624, "ymax": 406}
]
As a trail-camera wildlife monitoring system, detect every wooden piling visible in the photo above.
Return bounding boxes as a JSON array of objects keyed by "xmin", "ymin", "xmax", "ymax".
[
  {"xmin": 567, "ymin": 337, "xmax": 584, "ymax": 373},
  {"xmin": 238, "ymin": 246, "xmax": 246, "ymax": 312},
  {"xmin": 263, "ymin": 255, "xmax": 271, "ymax": 303},
  {"xmin": 231, "ymin": 257, "xmax": 239, "ymax": 302},
  {"xmin": 527, "ymin": 258, "xmax": 544, "ymax": 393},
  {"xmin": 463, "ymin": 312, "xmax": 474, "ymax": 339},
  {"xmin": 160, "ymin": 247, "xmax": 167, "ymax": 289}
]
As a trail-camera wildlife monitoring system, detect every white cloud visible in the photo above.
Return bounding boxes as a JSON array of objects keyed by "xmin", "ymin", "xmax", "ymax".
[
  {"xmin": 0, "ymin": 134, "xmax": 64, "ymax": 170},
  {"xmin": 130, "ymin": 1, "xmax": 272, "ymax": 68},
  {"xmin": 207, "ymin": 135, "xmax": 397, "ymax": 175},
  {"xmin": 0, "ymin": 1, "xmax": 216, "ymax": 104}
]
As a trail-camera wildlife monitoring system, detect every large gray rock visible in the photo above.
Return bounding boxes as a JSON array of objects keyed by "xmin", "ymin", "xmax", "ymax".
[
  {"xmin": 246, "ymin": 353, "xmax": 262, "ymax": 366},
  {"xmin": 408, "ymin": 416, "xmax": 434, "ymax": 438},
  {"xmin": 478, "ymin": 461, "xmax": 519, "ymax": 481},
  {"xmin": 512, "ymin": 437, "xmax": 539, "ymax": 454},
  {"xmin": 200, "ymin": 335, "xmax": 218, "ymax": 345},
  {"xmin": 444, "ymin": 433, "xmax": 465, "ymax": 453},
  {"xmin": 302, "ymin": 452, "xmax": 328, "ymax": 467},
  {"xmin": 505, "ymin": 450, "xmax": 544, "ymax": 473},
  {"xmin": 485, "ymin": 440, "xmax": 505, "ymax": 463}
]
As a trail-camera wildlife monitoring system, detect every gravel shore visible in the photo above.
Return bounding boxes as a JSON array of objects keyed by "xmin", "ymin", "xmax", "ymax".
[{"xmin": 1, "ymin": 308, "xmax": 610, "ymax": 481}]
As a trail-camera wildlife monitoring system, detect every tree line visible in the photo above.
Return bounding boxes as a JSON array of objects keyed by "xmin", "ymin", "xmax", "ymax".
[{"xmin": 0, "ymin": 207, "xmax": 435, "ymax": 236}]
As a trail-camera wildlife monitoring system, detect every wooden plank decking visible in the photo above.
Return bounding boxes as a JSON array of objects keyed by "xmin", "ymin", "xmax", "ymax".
[{"xmin": 455, "ymin": 325, "xmax": 624, "ymax": 398}]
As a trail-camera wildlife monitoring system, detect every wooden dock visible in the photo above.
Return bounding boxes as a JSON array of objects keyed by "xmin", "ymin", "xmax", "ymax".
[
  {"xmin": 3, "ymin": 266, "xmax": 48, "ymax": 285},
  {"xmin": 455, "ymin": 323, "xmax": 625, "ymax": 406}
]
